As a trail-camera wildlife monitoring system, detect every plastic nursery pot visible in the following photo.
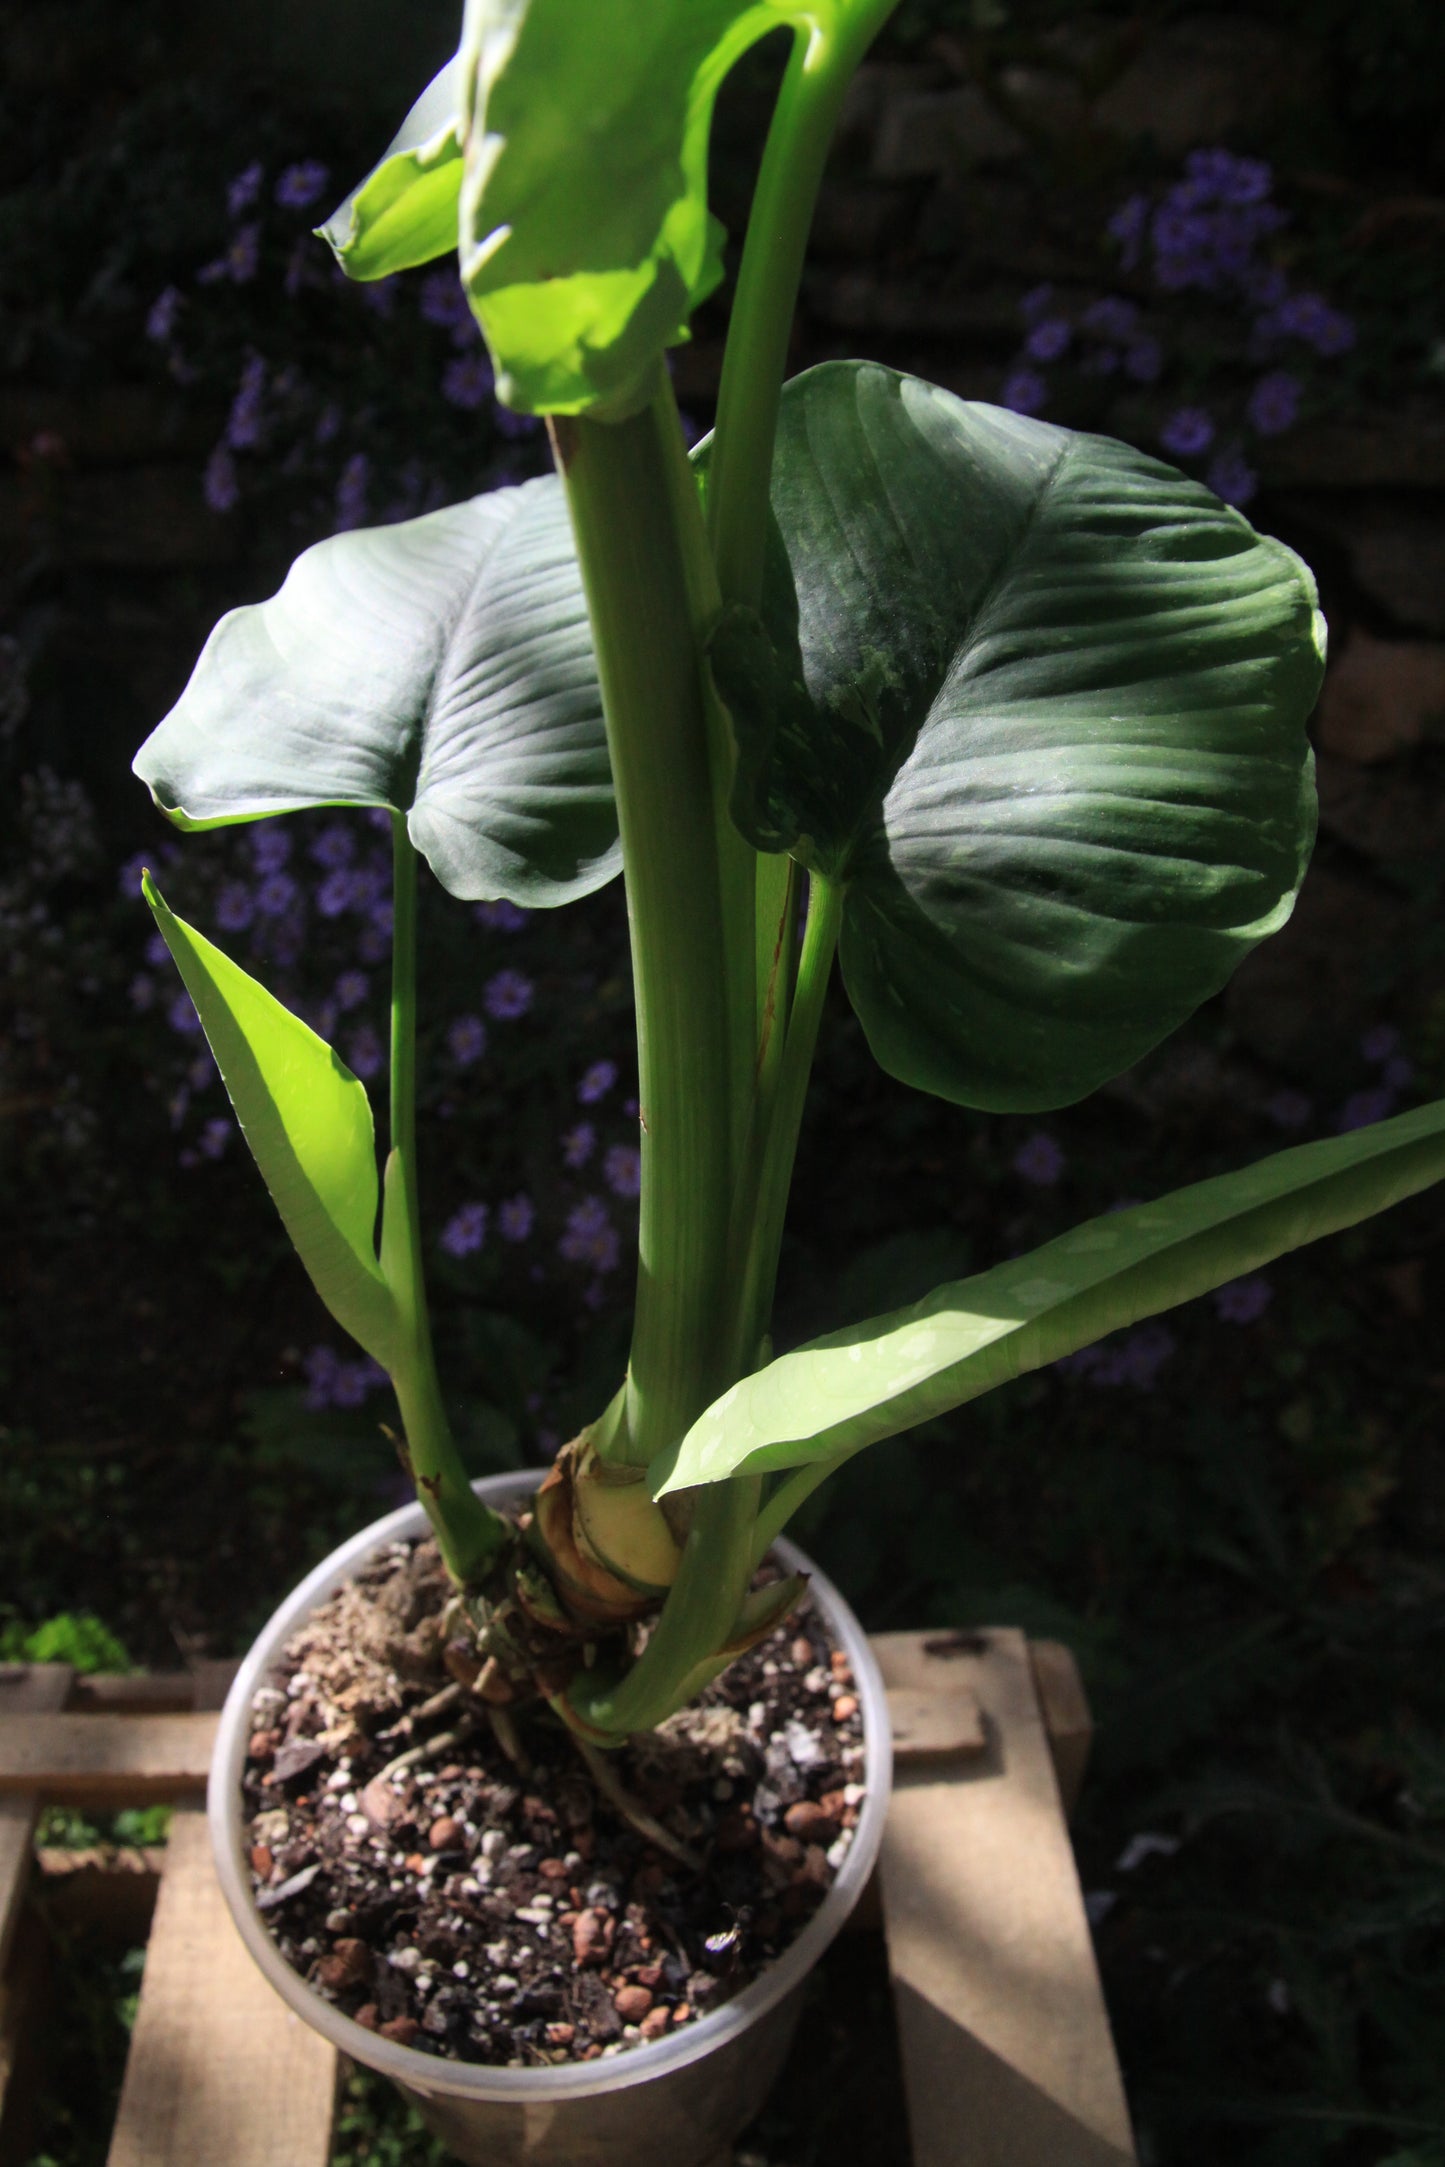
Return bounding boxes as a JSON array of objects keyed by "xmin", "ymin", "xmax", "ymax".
[{"xmin": 210, "ymin": 1470, "xmax": 892, "ymax": 2167}]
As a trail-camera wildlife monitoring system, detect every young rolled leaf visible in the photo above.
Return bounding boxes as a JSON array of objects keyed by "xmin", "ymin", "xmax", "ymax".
[
  {"xmin": 320, "ymin": 58, "xmax": 464, "ymax": 279},
  {"xmin": 456, "ymin": 0, "xmax": 889, "ymax": 418},
  {"xmin": 655, "ymin": 1097, "xmax": 1445, "ymax": 1493},
  {"xmin": 142, "ymin": 876, "xmax": 399, "ymax": 1370},
  {"xmin": 705, "ymin": 362, "xmax": 1324, "ymax": 1111},
  {"xmin": 133, "ymin": 481, "xmax": 616, "ymax": 908}
]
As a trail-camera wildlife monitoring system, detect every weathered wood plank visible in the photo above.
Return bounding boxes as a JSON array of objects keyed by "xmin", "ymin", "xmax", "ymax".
[
  {"xmin": 0, "ymin": 1668, "xmax": 72, "ymax": 1979},
  {"xmin": 0, "ymin": 1713, "xmax": 216, "ymax": 1804},
  {"xmin": 1028, "ymin": 1640, "xmax": 1094, "ymax": 1818},
  {"xmin": 874, "ymin": 1628, "xmax": 1136, "ymax": 2167},
  {"xmin": 887, "ymin": 1683, "xmax": 986, "ymax": 1761},
  {"xmin": 106, "ymin": 1808, "xmax": 337, "ymax": 2167}
]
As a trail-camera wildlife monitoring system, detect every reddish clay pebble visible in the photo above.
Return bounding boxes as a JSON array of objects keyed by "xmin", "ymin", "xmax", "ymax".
[
  {"xmin": 640, "ymin": 2005, "xmax": 672, "ymax": 2041},
  {"xmin": 249, "ymin": 1844, "xmax": 274, "ymax": 1878},
  {"xmin": 580, "ymin": 2044, "xmax": 603, "ymax": 2061},
  {"xmin": 354, "ymin": 2003, "xmax": 379, "ymax": 2031},
  {"xmin": 360, "ymin": 1777, "xmax": 399, "ymax": 1828},
  {"xmin": 428, "ymin": 1816, "xmax": 462, "ymax": 1852},
  {"xmin": 831, "ymin": 1693, "xmax": 858, "ymax": 1723},
  {"xmin": 572, "ymin": 1907, "xmax": 613, "ymax": 1967},
  {"xmin": 799, "ymin": 1843, "xmax": 831, "ymax": 1887},
  {"xmin": 248, "ymin": 1729, "xmax": 278, "ymax": 1759},
  {"xmin": 673, "ymin": 2003, "xmax": 693, "ymax": 2025},
  {"xmin": 614, "ymin": 1984, "xmax": 654, "ymax": 2023},
  {"xmin": 380, "ymin": 2015, "xmax": 419, "ymax": 2045},
  {"xmin": 830, "ymin": 1650, "xmax": 852, "ymax": 1682},
  {"xmin": 790, "ymin": 1636, "xmax": 814, "ymax": 1666},
  {"xmin": 404, "ymin": 1852, "xmax": 428, "ymax": 1874},
  {"xmin": 634, "ymin": 1958, "xmax": 666, "ymax": 1991},
  {"xmin": 538, "ymin": 1857, "xmax": 570, "ymax": 1881},
  {"xmin": 783, "ymin": 1799, "xmax": 840, "ymax": 1844},
  {"xmin": 546, "ymin": 2021, "xmax": 576, "ymax": 2047},
  {"xmin": 317, "ymin": 1939, "xmax": 371, "ymax": 1990}
]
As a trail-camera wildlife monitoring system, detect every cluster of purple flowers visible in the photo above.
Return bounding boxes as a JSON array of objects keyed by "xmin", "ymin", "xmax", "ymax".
[
  {"xmin": 1336, "ymin": 1023, "xmax": 1415, "ymax": 1133},
  {"xmin": 302, "ymin": 1342, "xmax": 389, "ymax": 1411},
  {"xmin": 144, "ymin": 153, "xmax": 545, "ymax": 538},
  {"xmin": 1000, "ymin": 147, "xmax": 1357, "ymax": 508},
  {"xmin": 1057, "ymin": 1322, "xmax": 1177, "ymax": 1390}
]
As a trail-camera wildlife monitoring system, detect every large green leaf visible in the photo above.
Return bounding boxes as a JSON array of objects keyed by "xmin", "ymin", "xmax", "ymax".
[
  {"xmin": 456, "ymin": 0, "xmax": 887, "ymax": 418},
  {"xmin": 133, "ymin": 481, "xmax": 616, "ymax": 907},
  {"xmin": 143, "ymin": 876, "xmax": 399, "ymax": 1369},
  {"xmin": 706, "ymin": 362, "xmax": 1324, "ymax": 1111},
  {"xmin": 320, "ymin": 59, "xmax": 464, "ymax": 279},
  {"xmin": 657, "ymin": 1099, "xmax": 1445, "ymax": 1493}
]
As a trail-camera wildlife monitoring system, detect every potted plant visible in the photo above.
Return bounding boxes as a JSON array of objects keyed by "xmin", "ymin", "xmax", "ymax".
[{"xmin": 131, "ymin": 1, "xmax": 1445, "ymax": 2159}]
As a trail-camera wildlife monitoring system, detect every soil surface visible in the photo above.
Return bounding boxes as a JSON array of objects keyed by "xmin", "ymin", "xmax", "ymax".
[{"xmin": 239, "ymin": 1535, "xmax": 868, "ymax": 2066}]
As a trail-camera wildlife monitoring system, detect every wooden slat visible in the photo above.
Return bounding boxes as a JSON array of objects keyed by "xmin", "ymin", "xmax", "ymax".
[
  {"xmin": 106, "ymin": 1808, "xmax": 337, "ymax": 2167},
  {"xmin": 887, "ymin": 1683, "xmax": 986, "ymax": 1761},
  {"xmin": 1028, "ymin": 1640, "xmax": 1093, "ymax": 1818},
  {"xmin": 0, "ymin": 1667, "xmax": 72, "ymax": 1978},
  {"xmin": 0, "ymin": 1713, "xmax": 216, "ymax": 1805},
  {"xmin": 874, "ymin": 1629, "xmax": 1136, "ymax": 2167}
]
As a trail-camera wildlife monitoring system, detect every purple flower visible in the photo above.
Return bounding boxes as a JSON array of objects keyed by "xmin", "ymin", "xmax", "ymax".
[
  {"xmin": 485, "ymin": 968, "xmax": 533, "ymax": 1020},
  {"xmin": 1383, "ymin": 1055, "xmax": 1415, "ymax": 1092},
  {"xmin": 145, "ymin": 931, "xmax": 171, "ymax": 968},
  {"xmin": 420, "ymin": 270, "xmax": 472, "ymax": 330},
  {"xmin": 560, "ymin": 1196, "xmax": 619, "ymax": 1273},
  {"xmin": 447, "ymin": 1014, "xmax": 488, "ymax": 1066},
  {"xmin": 314, "ymin": 401, "xmax": 343, "ymax": 447},
  {"xmin": 346, "ymin": 1025, "xmax": 384, "ymax": 1081},
  {"xmin": 360, "ymin": 279, "xmax": 398, "ymax": 319},
  {"xmin": 442, "ymin": 1201, "xmax": 489, "ymax": 1257},
  {"xmin": 1184, "ymin": 148, "xmax": 1273, "ymax": 207},
  {"xmin": 199, "ymin": 222, "xmax": 260, "ymax": 286},
  {"xmin": 1160, "ymin": 407, "xmax": 1215, "ymax": 459},
  {"xmin": 1024, "ymin": 317, "xmax": 1071, "ymax": 363},
  {"xmin": 255, "ymin": 871, "xmax": 299, "ymax": 918},
  {"xmin": 252, "ymin": 825, "xmax": 292, "ymax": 873},
  {"xmin": 603, "ymin": 1143, "xmax": 642, "ymax": 1199},
  {"xmin": 118, "ymin": 852, "xmax": 148, "ymax": 897},
  {"xmin": 188, "ymin": 1052, "xmax": 215, "ymax": 1090},
  {"xmin": 334, "ymin": 969, "xmax": 369, "ymax": 1012},
  {"xmin": 334, "ymin": 453, "xmax": 370, "ymax": 532},
  {"xmin": 309, "ymin": 822, "xmax": 355, "ymax": 870},
  {"xmin": 167, "ymin": 991, "xmax": 202, "ymax": 1037},
  {"xmin": 215, "ymin": 881, "xmax": 255, "ymax": 932},
  {"xmin": 442, "ymin": 353, "xmax": 494, "ymax": 410},
  {"xmin": 1277, "ymin": 291, "xmax": 1355, "ymax": 356},
  {"xmin": 1214, "ymin": 1274, "xmax": 1273, "ymax": 1324},
  {"xmin": 1019, "ymin": 283, "xmax": 1056, "ymax": 323},
  {"xmin": 1012, "ymin": 1131, "xmax": 1065, "ymax": 1187},
  {"xmin": 1081, "ymin": 296, "xmax": 1139, "ymax": 344},
  {"xmin": 146, "ymin": 286, "xmax": 182, "ymax": 343},
  {"xmin": 474, "ymin": 899, "xmax": 530, "ymax": 932},
  {"xmin": 1059, "ymin": 1323, "xmax": 1176, "ymax": 1389},
  {"xmin": 225, "ymin": 354, "xmax": 268, "ymax": 451},
  {"xmin": 562, "ymin": 1121, "xmax": 595, "ymax": 1169},
  {"xmin": 1206, "ymin": 442, "xmax": 1258, "ymax": 507},
  {"xmin": 1336, "ymin": 1086, "xmax": 1396, "ymax": 1133},
  {"xmin": 227, "ymin": 162, "xmax": 264, "ymax": 218},
  {"xmin": 284, "ymin": 236, "xmax": 325, "ymax": 299},
  {"xmin": 494, "ymin": 406, "xmax": 540, "ymax": 441},
  {"xmin": 1360, "ymin": 1024, "xmax": 1401, "ymax": 1064},
  {"xmin": 1247, "ymin": 370, "xmax": 1301, "ymax": 438},
  {"xmin": 315, "ymin": 867, "xmax": 363, "ymax": 917},
  {"xmin": 203, "ymin": 445, "xmax": 240, "ymax": 514},
  {"xmin": 1123, "ymin": 338, "xmax": 1163, "ymax": 384},
  {"xmin": 1001, "ymin": 368, "xmax": 1047, "ymax": 417},
  {"xmin": 275, "ymin": 159, "xmax": 330, "ymax": 210},
  {"xmin": 302, "ymin": 1345, "xmax": 388, "ymax": 1411},
  {"xmin": 1265, "ymin": 1087, "xmax": 1312, "ymax": 1131},
  {"xmin": 578, "ymin": 1059, "xmax": 618, "ymax": 1104},
  {"xmin": 198, "ymin": 1115, "xmax": 232, "ymax": 1161},
  {"xmin": 498, "ymin": 1193, "xmax": 535, "ymax": 1242}
]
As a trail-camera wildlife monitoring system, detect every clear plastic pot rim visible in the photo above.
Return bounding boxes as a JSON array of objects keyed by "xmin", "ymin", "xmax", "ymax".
[{"xmin": 208, "ymin": 1470, "xmax": 893, "ymax": 2105}]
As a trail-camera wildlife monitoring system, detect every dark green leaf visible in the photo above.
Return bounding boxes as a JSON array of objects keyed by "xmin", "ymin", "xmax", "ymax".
[
  {"xmin": 657, "ymin": 1099, "xmax": 1445, "ymax": 1493},
  {"xmin": 133, "ymin": 482, "xmax": 617, "ymax": 907},
  {"xmin": 707, "ymin": 362, "xmax": 1324, "ymax": 1110}
]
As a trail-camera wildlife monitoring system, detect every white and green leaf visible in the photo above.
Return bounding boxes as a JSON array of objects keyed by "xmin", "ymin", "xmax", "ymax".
[
  {"xmin": 143, "ymin": 876, "xmax": 399, "ymax": 1369},
  {"xmin": 655, "ymin": 1099, "xmax": 1445, "ymax": 1493},
  {"xmin": 319, "ymin": 58, "xmax": 465, "ymax": 279},
  {"xmin": 133, "ymin": 481, "xmax": 616, "ymax": 908}
]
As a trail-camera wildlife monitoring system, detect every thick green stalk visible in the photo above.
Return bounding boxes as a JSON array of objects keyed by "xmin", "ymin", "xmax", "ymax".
[
  {"xmin": 726, "ymin": 873, "xmax": 843, "ymax": 1376},
  {"xmin": 552, "ymin": 376, "xmax": 736, "ymax": 1468},
  {"xmin": 707, "ymin": 2, "xmax": 900, "ymax": 614},
  {"xmin": 380, "ymin": 815, "xmax": 506, "ymax": 1584}
]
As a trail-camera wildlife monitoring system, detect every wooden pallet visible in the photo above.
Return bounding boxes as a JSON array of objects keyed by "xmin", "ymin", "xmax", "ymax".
[{"xmin": 0, "ymin": 1636, "xmax": 1136, "ymax": 2167}]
